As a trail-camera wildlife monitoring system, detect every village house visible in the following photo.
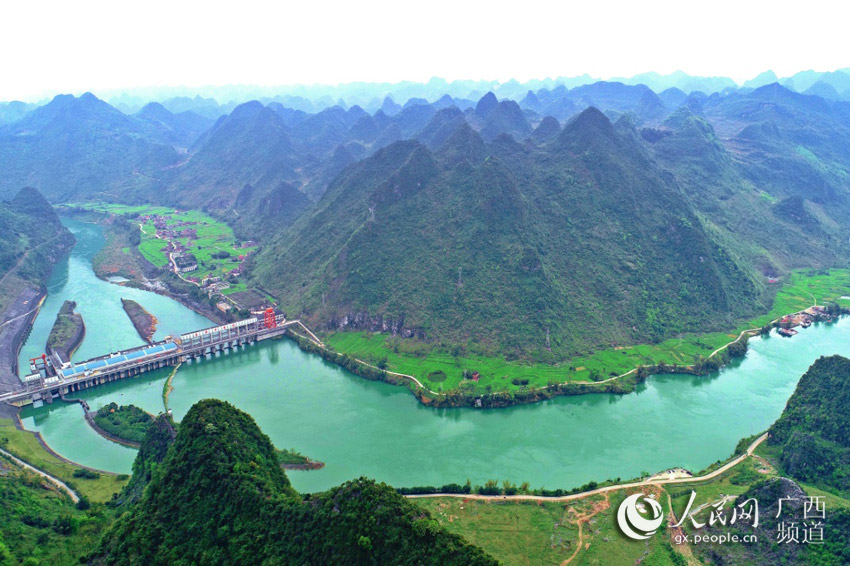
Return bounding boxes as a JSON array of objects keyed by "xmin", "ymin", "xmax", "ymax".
[{"xmin": 173, "ymin": 253, "xmax": 198, "ymax": 273}]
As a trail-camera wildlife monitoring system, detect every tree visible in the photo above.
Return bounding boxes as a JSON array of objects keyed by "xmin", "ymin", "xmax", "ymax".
[{"xmin": 0, "ymin": 538, "xmax": 14, "ymax": 566}]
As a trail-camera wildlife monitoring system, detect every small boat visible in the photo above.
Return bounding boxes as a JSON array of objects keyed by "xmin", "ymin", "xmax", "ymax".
[{"xmin": 778, "ymin": 327, "xmax": 798, "ymax": 337}]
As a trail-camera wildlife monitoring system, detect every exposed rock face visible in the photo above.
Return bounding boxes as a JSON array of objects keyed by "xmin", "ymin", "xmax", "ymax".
[{"xmin": 326, "ymin": 310, "xmax": 425, "ymax": 338}]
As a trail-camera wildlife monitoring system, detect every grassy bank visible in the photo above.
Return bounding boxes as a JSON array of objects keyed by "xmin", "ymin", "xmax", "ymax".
[
  {"xmin": 325, "ymin": 268, "xmax": 850, "ymax": 396},
  {"xmin": 0, "ymin": 418, "xmax": 128, "ymax": 503},
  {"xmin": 413, "ymin": 490, "xmax": 678, "ymax": 566}
]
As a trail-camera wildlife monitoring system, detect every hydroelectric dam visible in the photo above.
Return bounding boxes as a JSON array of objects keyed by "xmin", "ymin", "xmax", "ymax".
[{"xmin": 1, "ymin": 311, "xmax": 318, "ymax": 407}]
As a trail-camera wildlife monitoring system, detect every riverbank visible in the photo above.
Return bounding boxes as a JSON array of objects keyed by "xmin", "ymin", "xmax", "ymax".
[
  {"xmin": 0, "ymin": 287, "xmax": 44, "ymax": 394},
  {"xmin": 404, "ymin": 432, "xmax": 768, "ymax": 501},
  {"xmin": 286, "ymin": 321, "xmax": 749, "ymax": 409},
  {"xmin": 121, "ymin": 298, "xmax": 157, "ymax": 344},
  {"xmin": 290, "ymin": 302, "xmax": 849, "ymax": 410},
  {"xmin": 44, "ymin": 212, "xmax": 850, "ymax": 412},
  {"xmin": 46, "ymin": 300, "xmax": 85, "ymax": 361},
  {"xmin": 59, "ymin": 207, "xmax": 850, "ymax": 408},
  {"xmin": 308, "ymin": 270, "xmax": 850, "ymax": 407}
]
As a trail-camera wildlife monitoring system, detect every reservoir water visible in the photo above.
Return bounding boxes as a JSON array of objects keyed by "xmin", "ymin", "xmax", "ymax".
[{"xmin": 18, "ymin": 219, "xmax": 850, "ymax": 493}]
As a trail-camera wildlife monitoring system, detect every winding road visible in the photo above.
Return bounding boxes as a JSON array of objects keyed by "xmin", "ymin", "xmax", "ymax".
[{"xmin": 0, "ymin": 446, "xmax": 79, "ymax": 503}]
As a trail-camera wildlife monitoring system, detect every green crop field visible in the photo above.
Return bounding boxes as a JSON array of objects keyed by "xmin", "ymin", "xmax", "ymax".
[
  {"xmin": 70, "ymin": 203, "xmax": 257, "ymax": 284},
  {"xmin": 326, "ymin": 269, "xmax": 850, "ymax": 394}
]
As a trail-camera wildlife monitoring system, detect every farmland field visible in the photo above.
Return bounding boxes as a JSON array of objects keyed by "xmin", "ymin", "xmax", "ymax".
[{"xmin": 68, "ymin": 203, "xmax": 256, "ymax": 284}]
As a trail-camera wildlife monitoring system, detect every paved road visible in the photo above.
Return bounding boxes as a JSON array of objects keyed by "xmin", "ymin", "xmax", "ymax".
[
  {"xmin": 0, "ymin": 446, "xmax": 79, "ymax": 503},
  {"xmin": 408, "ymin": 433, "xmax": 769, "ymax": 503}
]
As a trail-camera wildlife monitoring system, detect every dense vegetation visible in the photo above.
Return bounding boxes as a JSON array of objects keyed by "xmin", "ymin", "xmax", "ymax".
[
  {"xmin": 0, "ymin": 187, "xmax": 74, "ymax": 312},
  {"xmin": 45, "ymin": 300, "xmax": 84, "ymax": 360},
  {"xmin": 0, "ymin": 466, "xmax": 114, "ymax": 566},
  {"xmin": 92, "ymin": 400, "xmax": 496, "ymax": 565},
  {"xmin": 255, "ymin": 109, "xmax": 761, "ymax": 359},
  {"xmin": 249, "ymin": 86, "xmax": 850, "ymax": 362},
  {"xmin": 92, "ymin": 403, "xmax": 153, "ymax": 445},
  {"xmin": 769, "ymin": 355, "xmax": 850, "ymax": 493}
]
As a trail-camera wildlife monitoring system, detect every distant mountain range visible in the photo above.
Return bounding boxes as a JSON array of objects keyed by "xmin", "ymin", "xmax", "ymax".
[
  {"xmin": 2, "ymin": 76, "xmax": 850, "ymax": 356},
  {"xmin": 6, "ymin": 68, "xmax": 850, "ymax": 119}
]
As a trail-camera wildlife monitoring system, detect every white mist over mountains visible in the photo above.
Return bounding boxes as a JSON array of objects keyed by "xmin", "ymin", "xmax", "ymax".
[{"xmin": 3, "ymin": 0, "xmax": 847, "ymax": 101}]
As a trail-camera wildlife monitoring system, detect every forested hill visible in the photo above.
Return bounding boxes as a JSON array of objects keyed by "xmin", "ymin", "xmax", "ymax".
[
  {"xmin": 90, "ymin": 399, "xmax": 496, "ymax": 565},
  {"xmin": 249, "ymin": 108, "xmax": 765, "ymax": 357},
  {"xmin": 769, "ymin": 355, "xmax": 850, "ymax": 493},
  {"xmin": 0, "ymin": 187, "xmax": 74, "ymax": 310}
]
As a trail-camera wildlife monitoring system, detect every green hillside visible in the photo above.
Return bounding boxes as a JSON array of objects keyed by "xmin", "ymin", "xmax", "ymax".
[
  {"xmin": 0, "ymin": 187, "xmax": 75, "ymax": 311},
  {"xmin": 769, "ymin": 355, "xmax": 850, "ymax": 493},
  {"xmin": 252, "ymin": 108, "xmax": 768, "ymax": 359},
  {"xmin": 91, "ymin": 400, "xmax": 496, "ymax": 565}
]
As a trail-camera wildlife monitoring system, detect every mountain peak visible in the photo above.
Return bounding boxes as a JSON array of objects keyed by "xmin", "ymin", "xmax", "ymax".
[
  {"xmin": 417, "ymin": 106, "xmax": 466, "ymax": 150},
  {"xmin": 433, "ymin": 94, "xmax": 455, "ymax": 109},
  {"xmin": 479, "ymin": 100, "xmax": 532, "ymax": 141},
  {"xmin": 436, "ymin": 120, "xmax": 485, "ymax": 167},
  {"xmin": 137, "ymin": 101, "xmax": 173, "ymax": 121},
  {"xmin": 530, "ymin": 116, "xmax": 561, "ymax": 143},
  {"xmin": 229, "ymin": 100, "xmax": 266, "ymax": 120},
  {"xmin": 751, "ymin": 82, "xmax": 795, "ymax": 99},
  {"xmin": 743, "ymin": 69, "xmax": 779, "ymax": 89},
  {"xmin": 475, "ymin": 92, "xmax": 499, "ymax": 117},
  {"xmin": 561, "ymin": 106, "xmax": 615, "ymax": 139},
  {"xmin": 381, "ymin": 95, "xmax": 401, "ymax": 116}
]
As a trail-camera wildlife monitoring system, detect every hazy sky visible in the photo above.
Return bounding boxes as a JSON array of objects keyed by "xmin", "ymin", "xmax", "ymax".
[{"xmin": 3, "ymin": 0, "xmax": 847, "ymax": 101}]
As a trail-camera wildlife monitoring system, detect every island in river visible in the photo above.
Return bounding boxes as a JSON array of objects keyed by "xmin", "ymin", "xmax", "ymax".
[
  {"xmin": 45, "ymin": 300, "xmax": 85, "ymax": 362},
  {"xmin": 120, "ymin": 298, "xmax": 157, "ymax": 344}
]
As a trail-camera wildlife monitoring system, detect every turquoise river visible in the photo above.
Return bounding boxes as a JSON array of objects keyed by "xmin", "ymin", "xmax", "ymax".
[{"xmin": 16, "ymin": 219, "xmax": 850, "ymax": 493}]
